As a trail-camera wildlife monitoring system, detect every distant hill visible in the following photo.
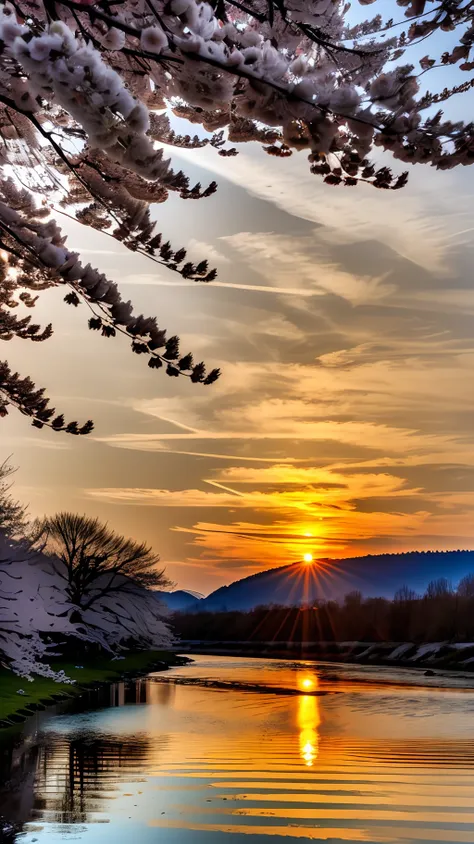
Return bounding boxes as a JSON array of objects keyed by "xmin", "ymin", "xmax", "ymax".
[
  {"xmin": 155, "ymin": 590, "xmax": 202, "ymax": 610},
  {"xmin": 198, "ymin": 551, "xmax": 474, "ymax": 611}
]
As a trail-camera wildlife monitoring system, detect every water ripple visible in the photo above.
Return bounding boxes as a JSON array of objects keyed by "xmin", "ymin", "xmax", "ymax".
[{"xmin": 8, "ymin": 657, "xmax": 474, "ymax": 844}]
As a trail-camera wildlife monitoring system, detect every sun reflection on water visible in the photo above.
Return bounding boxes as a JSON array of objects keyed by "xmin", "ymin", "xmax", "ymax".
[{"xmin": 297, "ymin": 690, "xmax": 320, "ymax": 767}]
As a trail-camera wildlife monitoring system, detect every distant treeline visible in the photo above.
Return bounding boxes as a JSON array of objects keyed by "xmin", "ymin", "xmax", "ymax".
[{"xmin": 172, "ymin": 576, "xmax": 474, "ymax": 643}]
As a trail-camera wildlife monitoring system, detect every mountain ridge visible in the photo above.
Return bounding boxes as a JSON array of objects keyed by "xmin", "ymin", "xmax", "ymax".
[{"xmin": 196, "ymin": 550, "xmax": 474, "ymax": 612}]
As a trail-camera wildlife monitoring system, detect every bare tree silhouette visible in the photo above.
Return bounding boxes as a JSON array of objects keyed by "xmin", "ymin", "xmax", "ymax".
[{"xmin": 35, "ymin": 512, "xmax": 171, "ymax": 609}]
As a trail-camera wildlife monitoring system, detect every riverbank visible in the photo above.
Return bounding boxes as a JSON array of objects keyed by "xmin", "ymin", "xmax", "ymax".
[
  {"xmin": 174, "ymin": 640, "xmax": 474, "ymax": 673},
  {"xmin": 0, "ymin": 650, "xmax": 188, "ymax": 729}
]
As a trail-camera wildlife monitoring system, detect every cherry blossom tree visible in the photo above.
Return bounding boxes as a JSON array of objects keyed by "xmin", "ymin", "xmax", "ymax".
[
  {"xmin": 0, "ymin": 530, "xmax": 173, "ymax": 680},
  {"xmin": 0, "ymin": 0, "xmax": 473, "ymax": 431}
]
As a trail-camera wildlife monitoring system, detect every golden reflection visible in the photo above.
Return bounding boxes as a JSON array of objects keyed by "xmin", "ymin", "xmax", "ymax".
[
  {"xmin": 298, "ymin": 672, "xmax": 318, "ymax": 692},
  {"xmin": 297, "ymin": 693, "xmax": 320, "ymax": 767}
]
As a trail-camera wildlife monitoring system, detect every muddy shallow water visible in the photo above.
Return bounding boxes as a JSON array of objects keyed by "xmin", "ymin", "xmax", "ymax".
[{"xmin": 3, "ymin": 655, "xmax": 474, "ymax": 844}]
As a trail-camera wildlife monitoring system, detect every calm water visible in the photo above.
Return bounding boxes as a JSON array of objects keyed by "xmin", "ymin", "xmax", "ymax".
[{"xmin": 4, "ymin": 655, "xmax": 474, "ymax": 844}]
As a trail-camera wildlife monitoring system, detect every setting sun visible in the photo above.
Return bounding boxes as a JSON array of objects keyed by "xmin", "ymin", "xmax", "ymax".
[{"xmin": 303, "ymin": 553, "xmax": 313, "ymax": 564}]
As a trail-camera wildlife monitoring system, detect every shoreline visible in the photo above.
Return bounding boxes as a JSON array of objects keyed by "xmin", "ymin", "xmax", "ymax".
[
  {"xmin": 3, "ymin": 640, "xmax": 474, "ymax": 735},
  {"xmin": 0, "ymin": 650, "xmax": 190, "ymax": 732},
  {"xmin": 173, "ymin": 641, "xmax": 474, "ymax": 678}
]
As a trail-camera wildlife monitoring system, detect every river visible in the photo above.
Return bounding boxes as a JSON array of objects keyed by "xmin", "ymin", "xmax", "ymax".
[{"xmin": 3, "ymin": 655, "xmax": 474, "ymax": 843}]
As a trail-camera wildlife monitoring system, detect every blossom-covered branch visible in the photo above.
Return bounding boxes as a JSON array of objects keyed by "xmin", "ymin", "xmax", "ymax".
[{"xmin": 0, "ymin": 0, "xmax": 473, "ymax": 431}]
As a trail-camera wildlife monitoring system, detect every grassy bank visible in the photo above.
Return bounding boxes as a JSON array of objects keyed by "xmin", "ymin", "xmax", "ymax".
[{"xmin": 0, "ymin": 650, "xmax": 185, "ymax": 727}]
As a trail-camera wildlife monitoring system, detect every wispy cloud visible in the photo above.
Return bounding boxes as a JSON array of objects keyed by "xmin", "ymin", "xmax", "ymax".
[
  {"xmin": 87, "ymin": 452, "xmax": 474, "ymax": 575},
  {"xmin": 120, "ymin": 273, "xmax": 324, "ymax": 297},
  {"xmin": 222, "ymin": 231, "xmax": 396, "ymax": 305},
  {"xmin": 173, "ymin": 146, "xmax": 471, "ymax": 273},
  {"xmin": 187, "ymin": 237, "xmax": 231, "ymax": 265}
]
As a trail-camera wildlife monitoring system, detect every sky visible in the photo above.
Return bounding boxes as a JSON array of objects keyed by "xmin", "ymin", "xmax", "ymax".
[{"xmin": 3, "ymin": 127, "xmax": 474, "ymax": 595}]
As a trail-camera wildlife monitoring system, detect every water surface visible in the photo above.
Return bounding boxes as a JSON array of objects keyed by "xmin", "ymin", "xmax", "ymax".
[{"xmin": 4, "ymin": 655, "xmax": 474, "ymax": 844}]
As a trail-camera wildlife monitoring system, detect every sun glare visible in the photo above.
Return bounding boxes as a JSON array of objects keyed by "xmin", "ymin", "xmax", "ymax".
[{"xmin": 303, "ymin": 553, "xmax": 313, "ymax": 564}]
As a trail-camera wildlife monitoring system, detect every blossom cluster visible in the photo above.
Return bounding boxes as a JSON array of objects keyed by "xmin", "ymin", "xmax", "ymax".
[{"xmin": 2, "ymin": 0, "xmax": 473, "ymax": 185}]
